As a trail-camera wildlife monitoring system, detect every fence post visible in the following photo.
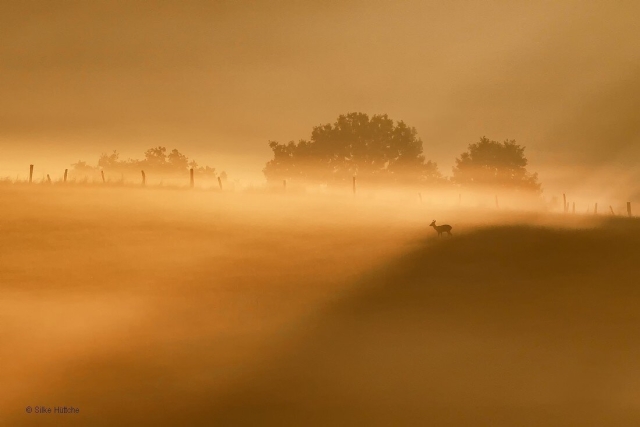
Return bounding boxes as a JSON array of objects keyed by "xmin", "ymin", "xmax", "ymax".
[
  {"xmin": 218, "ymin": 176, "xmax": 223, "ymax": 190},
  {"xmin": 190, "ymin": 168, "xmax": 194, "ymax": 188},
  {"xmin": 610, "ymin": 206, "xmax": 615, "ymax": 216},
  {"xmin": 283, "ymin": 179, "xmax": 287, "ymax": 191},
  {"xmin": 46, "ymin": 174, "xmax": 52, "ymax": 184},
  {"xmin": 563, "ymin": 193, "xmax": 567, "ymax": 213},
  {"xmin": 572, "ymin": 202, "xmax": 575, "ymax": 215},
  {"xmin": 29, "ymin": 165, "xmax": 34, "ymax": 184},
  {"xmin": 101, "ymin": 170, "xmax": 106, "ymax": 184},
  {"xmin": 141, "ymin": 170, "xmax": 146, "ymax": 186},
  {"xmin": 64, "ymin": 169, "xmax": 68, "ymax": 183},
  {"xmin": 352, "ymin": 176, "xmax": 356, "ymax": 197},
  {"xmin": 628, "ymin": 202, "xmax": 632, "ymax": 218}
]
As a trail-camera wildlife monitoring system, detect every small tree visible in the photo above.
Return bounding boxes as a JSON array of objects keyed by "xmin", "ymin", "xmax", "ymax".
[
  {"xmin": 452, "ymin": 137, "xmax": 541, "ymax": 192},
  {"xmin": 144, "ymin": 146, "xmax": 168, "ymax": 170},
  {"xmin": 167, "ymin": 149, "xmax": 190, "ymax": 171},
  {"xmin": 98, "ymin": 151, "xmax": 120, "ymax": 169},
  {"xmin": 71, "ymin": 160, "xmax": 95, "ymax": 173}
]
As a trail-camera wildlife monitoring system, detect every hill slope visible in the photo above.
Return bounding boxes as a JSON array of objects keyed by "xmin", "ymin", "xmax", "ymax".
[{"xmin": 210, "ymin": 222, "xmax": 640, "ymax": 426}]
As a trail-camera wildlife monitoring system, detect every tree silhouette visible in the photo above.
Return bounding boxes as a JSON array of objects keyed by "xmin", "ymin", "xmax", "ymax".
[
  {"xmin": 71, "ymin": 160, "xmax": 94, "ymax": 174},
  {"xmin": 452, "ymin": 137, "xmax": 541, "ymax": 192},
  {"xmin": 263, "ymin": 112, "xmax": 441, "ymax": 185},
  {"xmin": 167, "ymin": 149, "xmax": 190, "ymax": 171},
  {"xmin": 72, "ymin": 147, "xmax": 224, "ymax": 180},
  {"xmin": 98, "ymin": 151, "xmax": 121, "ymax": 169},
  {"xmin": 144, "ymin": 146, "xmax": 168, "ymax": 170}
]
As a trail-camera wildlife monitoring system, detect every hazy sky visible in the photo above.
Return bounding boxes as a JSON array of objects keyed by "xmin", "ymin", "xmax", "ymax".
[{"xmin": 1, "ymin": 0, "xmax": 638, "ymax": 189}]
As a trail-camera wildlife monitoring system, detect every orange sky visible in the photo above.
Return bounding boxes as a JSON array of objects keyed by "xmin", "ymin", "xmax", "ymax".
[{"xmin": 1, "ymin": 0, "xmax": 638, "ymax": 192}]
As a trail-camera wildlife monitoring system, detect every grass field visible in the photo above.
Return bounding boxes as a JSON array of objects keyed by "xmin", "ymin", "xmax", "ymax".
[{"xmin": 2, "ymin": 186, "xmax": 639, "ymax": 426}]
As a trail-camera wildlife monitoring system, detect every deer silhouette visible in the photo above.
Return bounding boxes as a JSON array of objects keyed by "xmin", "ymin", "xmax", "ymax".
[{"xmin": 430, "ymin": 220, "xmax": 452, "ymax": 237}]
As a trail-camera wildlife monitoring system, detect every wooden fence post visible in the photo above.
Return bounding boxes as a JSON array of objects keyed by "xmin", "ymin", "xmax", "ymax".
[
  {"xmin": 101, "ymin": 170, "xmax": 106, "ymax": 184},
  {"xmin": 29, "ymin": 165, "xmax": 34, "ymax": 184},
  {"xmin": 218, "ymin": 176, "xmax": 223, "ymax": 190},
  {"xmin": 64, "ymin": 169, "xmax": 68, "ymax": 183},
  {"xmin": 283, "ymin": 179, "xmax": 287, "ymax": 191},
  {"xmin": 610, "ymin": 206, "xmax": 615, "ymax": 216},
  {"xmin": 46, "ymin": 174, "xmax": 52, "ymax": 184},
  {"xmin": 572, "ymin": 202, "xmax": 575, "ymax": 215},
  {"xmin": 352, "ymin": 176, "xmax": 356, "ymax": 196},
  {"xmin": 563, "ymin": 193, "xmax": 567, "ymax": 213},
  {"xmin": 190, "ymin": 168, "xmax": 194, "ymax": 188},
  {"xmin": 594, "ymin": 203, "xmax": 598, "ymax": 215},
  {"xmin": 628, "ymin": 202, "xmax": 632, "ymax": 218},
  {"xmin": 141, "ymin": 170, "xmax": 146, "ymax": 186}
]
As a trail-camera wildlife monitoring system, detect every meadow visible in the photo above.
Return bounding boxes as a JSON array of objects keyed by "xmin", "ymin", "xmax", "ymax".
[{"xmin": 1, "ymin": 185, "xmax": 639, "ymax": 426}]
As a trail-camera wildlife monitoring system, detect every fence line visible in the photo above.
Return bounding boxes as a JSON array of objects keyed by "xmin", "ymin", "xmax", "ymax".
[{"xmin": 4, "ymin": 166, "xmax": 638, "ymax": 220}]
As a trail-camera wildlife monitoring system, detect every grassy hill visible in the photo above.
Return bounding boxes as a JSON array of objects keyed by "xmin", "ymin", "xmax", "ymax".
[
  {"xmin": 2, "ymin": 186, "xmax": 639, "ymax": 426},
  {"xmin": 211, "ymin": 222, "xmax": 640, "ymax": 426}
]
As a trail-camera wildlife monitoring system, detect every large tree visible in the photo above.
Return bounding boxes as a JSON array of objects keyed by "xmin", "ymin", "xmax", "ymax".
[
  {"xmin": 452, "ymin": 137, "xmax": 541, "ymax": 192},
  {"xmin": 263, "ymin": 112, "xmax": 441, "ymax": 185}
]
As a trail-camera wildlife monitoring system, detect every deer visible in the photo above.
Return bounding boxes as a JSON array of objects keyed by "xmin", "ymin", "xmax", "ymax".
[{"xmin": 429, "ymin": 220, "xmax": 452, "ymax": 237}]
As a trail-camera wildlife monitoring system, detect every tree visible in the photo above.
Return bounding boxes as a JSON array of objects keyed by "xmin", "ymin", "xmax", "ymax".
[
  {"xmin": 195, "ymin": 165, "xmax": 218, "ymax": 178},
  {"xmin": 263, "ymin": 112, "xmax": 441, "ymax": 185},
  {"xmin": 452, "ymin": 137, "xmax": 541, "ymax": 192},
  {"xmin": 144, "ymin": 146, "xmax": 168, "ymax": 170},
  {"xmin": 71, "ymin": 160, "xmax": 95, "ymax": 173},
  {"xmin": 98, "ymin": 150, "xmax": 121, "ymax": 169},
  {"xmin": 167, "ymin": 149, "xmax": 189, "ymax": 171}
]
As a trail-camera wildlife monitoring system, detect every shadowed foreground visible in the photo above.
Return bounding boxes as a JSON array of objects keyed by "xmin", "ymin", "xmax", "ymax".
[{"xmin": 210, "ymin": 223, "xmax": 640, "ymax": 426}]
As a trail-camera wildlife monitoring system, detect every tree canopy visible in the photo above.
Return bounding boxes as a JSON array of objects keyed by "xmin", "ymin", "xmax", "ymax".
[
  {"xmin": 263, "ymin": 112, "xmax": 441, "ymax": 185},
  {"xmin": 452, "ymin": 137, "xmax": 541, "ymax": 192}
]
